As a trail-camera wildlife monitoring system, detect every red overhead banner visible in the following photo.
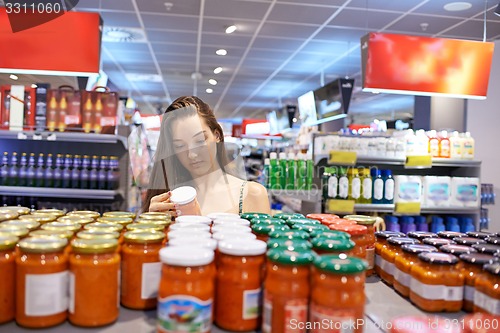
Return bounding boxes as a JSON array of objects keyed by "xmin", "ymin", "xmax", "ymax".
[
  {"xmin": 0, "ymin": 8, "xmax": 102, "ymax": 76},
  {"xmin": 361, "ymin": 32, "xmax": 494, "ymax": 99}
]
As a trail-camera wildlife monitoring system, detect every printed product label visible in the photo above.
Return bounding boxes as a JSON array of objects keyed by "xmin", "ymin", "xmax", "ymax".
[
  {"xmin": 441, "ymin": 141, "xmax": 450, "ymax": 156},
  {"xmin": 375, "ymin": 254, "xmax": 382, "ymax": 270},
  {"xmin": 69, "ymin": 272, "xmax": 75, "ymax": 314},
  {"xmin": 309, "ymin": 302, "xmax": 357, "ymax": 333},
  {"xmin": 393, "ymin": 268, "xmax": 411, "ymax": 288},
  {"xmin": 328, "ymin": 177, "xmax": 338, "ymax": 198},
  {"xmin": 380, "ymin": 259, "xmax": 394, "ymax": 275},
  {"xmin": 157, "ymin": 295, "xmax": 212, "ymax": 333},
  {"xmin": 25, "ymin": 271, "xmax": 69, "ymax": 316},
  {"xmin": 243, "ymin": 288, "xmax": 261, "ymax": 320},
  {"xmin": 474, "ymin": 290, "xmax": 500, "ymax": 315},
  {"xmin": 141, "ymin": 262, "xmax": 162, "ymax": 300},
  {"xmin": 101, "ymin": 117, "xmax": 116, "ymax": 126},
  {"xmin": 457, "ymin": 184, "xmax": 478, "ymax": 202},
  {"xmin": 262, "ymin": 292, "xmax": 272, "ymax": 333},
  {"xmin": 410, "ymin": 278, "xmax": 463, "ymax": 301},
  {"xmin": 339, "ymin": 177, "xmax": 349, "ymax": 199},
  {"xmin": 362, "ymin": 178, "xmax": 372, "ymax": 200},
  {"xmin": 384, "ymin": 179, "xmax": 395, "ymax": 201},
  {"xmin": 398, "ymin": 182, "xmax": 421, "ymax": 201},
  {"xmin": 366, "ymin": 247, "xmax": 375, "ymax": 270},
  {"xmin": 464, "ymin": 285, "xmax": 474, "ymax": 302},
  {"xmin": 373, "ymin": 179, "xmax": 384, "ymax": 200},
  {"xmin": 428, "ymin": 183, "xmax": 450, "ymax": 202},
  {"xmin": 351, "ymin": 178, "xmax": 361, "ymax": 199},
  {"xmin": 284, "ymin": 299, "xmax": 308, "ymax": 333},
  {"xmin": 65, "ymin": 115, "xmax": 80, "ymax": 125}
]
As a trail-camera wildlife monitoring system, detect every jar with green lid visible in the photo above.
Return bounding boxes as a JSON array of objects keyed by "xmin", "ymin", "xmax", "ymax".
[
  {"xmin": 0, "ymin": 210, "xmax": 19, "ymax": 222},
  {"xmin": 0, "ymin": 235, "xmax": 18, "ymax": 324},
  {"xmin": 268, "ymin": 229, "xmax": 309, "ymax": 240},
  {"xmin": 121, "ymin": 231, "xmax": 165, "ymax": 310},
  {"xmin": 311, "ymin": 236, "xmax": 355, "ymax": 255},
  {"xmin": 96, "ymin": 216, "xmax": 134, "ymax": 226},
  {"xmin": 291, "ymin": 223, "xmax": 329, "ymax": 234},
  {"xmin": 473, "ymin": 262, "xmax": 500, "ymax": 315},
  {"xmin": 252, "ymin": 223, "xmax": 290, "ymax": 242},
  {"xmin": 35, "ymin": 209, "xmax": 65, "ymax": 218},
  {"xmin": 458, "ymin": 253, "xmax": 497, "ymax": 312},
  {"xmin": 310, "ymin": 229, "xmax": 350, "ymax": 240},
  {"xmin": 241, "ymin": 212, "xmax": 271, "ymax": 220},
  {"xmin": 0, "ymin": 226, "xmax": 30, "ymax": 238},
  {"xmin": 69, "ymin": 238, "xmax": 120, "ymax": 327},
  {"xmin": 41, "ymin": 221, "xmax": 82, "ymax": 233},
  {"xmin": 19, "ymin": 213, "xmax": 56, "ymax": 224},
  {"xmin": 67, "ymin": 210, "xmax": 100, "ymax": 220},
  {"xmin": 1, "ymin": 206, "xmax": 30, "ymax": 215},
  {"xmin": 344, "ymin": 215, "xmax": 377, "ymax": 276},
  {"xmin": 267, "ymin": 238, "xmax": 313, "ymax": 251},
  {"xmin": 273, "ymin": 212, "xmax": 305, "ymax": 221},
  {"xmin": 103, "ymin": 211, "xmax": 136, "ymax": 219},
  {"xmin": 286, "ymin": 218, "xmax": 321, "ymax": 227},
  {"xmin": 250, "ymin": 217, "xmax": 287, "ymax": 226},
  {"xmin": 0, "ymin": 219, "xmax": 40, "ymax": 231},
  {"xmin": 57, "ymin": 215, "xmax": 94, "ymax": 225},
  {"xmin": 263, "ymin": 248, "xmax": 314, "ymax": 333},
  {"xmin": 15, "ymin": 237, "xmax": 68, "ymax": 328},
  {"xmin": 310, "ymin": 255, "xmax": 367, "ymax": 333}
]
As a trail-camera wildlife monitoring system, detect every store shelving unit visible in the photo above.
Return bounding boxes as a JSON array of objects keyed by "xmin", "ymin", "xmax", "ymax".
[
  {"xmin": 328, "ymin": 203, "xmax": 481, "ymax": 215},
  {"xmin": 0, "ymin": 186, "xmax": 117, "ymax": 200},
  {"xmin": 269, "ymin": 189, "xmax": 322, "ymax": 215}
]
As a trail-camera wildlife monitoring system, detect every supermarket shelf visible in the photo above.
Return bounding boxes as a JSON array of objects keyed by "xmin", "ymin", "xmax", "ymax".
[
  {"xmin": 0, "ymin": 186, "xmax": 119, "ymax": 200},
  {"xmin": 269, "ymin": 189, "xmax": 322, "ymax": 202},
  {"xmin": 327, "ymin": 203, "xmax": 480, "ymax": 214},
  {"xmin": 314, "ymin": 153, "xmax": 481, "ymax": 167},
  {"xmin": 0, "ymin": 130, "xmax": 128, "ymax": 150}
]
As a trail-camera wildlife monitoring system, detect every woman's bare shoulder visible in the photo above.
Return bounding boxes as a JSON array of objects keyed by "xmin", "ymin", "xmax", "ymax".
[{"xmin": 245, "ymin": 180, "xmax": 268, "ymax": 197}]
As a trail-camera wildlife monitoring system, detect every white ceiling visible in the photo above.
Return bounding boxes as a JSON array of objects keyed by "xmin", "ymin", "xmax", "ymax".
[{"xmin": 1, "ymin": 0, "xmax": 500, "ymax": 119}]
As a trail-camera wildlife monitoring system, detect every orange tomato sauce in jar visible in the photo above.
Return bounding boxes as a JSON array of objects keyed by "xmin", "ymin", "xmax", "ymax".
[
  {"xmin": 409, "ymin": 252, "xmax": 464, "ymax": 312},
  {"xmin": 311, "ymin": 236, "xmax": 355, "ymax": 256},
  {"xmin": 310, "ymin": 255, "xmax": 367, "ymax": 333},
  {"xmin": 328, "ymin": 224, "xmax": 368, "ymax": 260},
  {"xmin": 252, "ymin": 223, "xmax": 290, "ymax": 243},
  {"xmin": 458, "ymin": 253, "xmax": 496, "ymax": 312},
  {"xmin": 380, "ymin": 237, "xmax": 418, "ymax": 286},
  {"xmin": 374, "ymin": 231, "xmax": 405, "ymax": 278},
  {"xmin": 121, "ymin": 231, "xmax": 165, "ymax": 310},
  {"xmin": 473, "ymin": 262, "xmax": 500, "ymax": 315},
  {"xmin": 157, "ymin": 246, "xmax": 215, "ymax": 333},
  {"xmin": 0, "ymin": 235, "xmax": 18, "ymax": 324},
  {"xmin": 262, "ymin": 248, "xmax": 314, "ymax": 333},
  {"xmin": 215, "ymin": 239, "xmax": 267, "ymax": 332},
  {"xmin": 393, "ymin": 244, "xmax": 437, "ymax": 298},
  {"xmin": 344, "ymin": 215, "xmax": 377, "ymax": 276},
  {"xmin": 15, "ymin": 237, "xmax": 69, "ymax": 328},
  {"xmin": 68, "ymin": 238, "xmax": 120, "ymax": 327}
]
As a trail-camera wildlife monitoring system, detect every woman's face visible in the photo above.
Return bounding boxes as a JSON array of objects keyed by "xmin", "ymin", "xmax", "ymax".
[{"xmin": 171, "ymin": 114, "xmax": 218, "ymax": 177}]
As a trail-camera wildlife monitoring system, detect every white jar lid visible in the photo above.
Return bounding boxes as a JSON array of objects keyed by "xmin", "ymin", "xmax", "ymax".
[
  {"xmin": 175, "ymin": 215, "xmax": 212, "ymax": 225},
  {"xmin": 207, "ymin": 212, "xmax": 240, "ymax": 221},
  {"xmin": 168, "ymin": 237, "xmax": 218, "ymax": 251},
  {"xmin": 212, "ymin": 219, "xmax": 250, "ymax": 227},
  {"xmin": 211, "ymin": 224, "xmax": 252, "ymax": 234},
  {"xmin": 218, "ymin": 239, "xmax": 267, "ymax": 256},
  {"xmin": 159, "ymin": 246, "xmax": 214, "ymax": 266},
  {"xmin": 169, "ymin": 223, "xmax": 211, "ymax": 232},
  {"xmin": 170, "ymin": 186, "xmax": 197, "ymax": 205},
  {"xmin": 212, "ymin": 232, "xmax": 256, "ymax": 242},
  {"xmin": 168, "ymin": 229, "xmax": 211, "ymax": 240}
]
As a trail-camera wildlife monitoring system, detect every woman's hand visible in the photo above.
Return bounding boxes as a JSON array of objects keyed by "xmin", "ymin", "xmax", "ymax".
[{"xmin": 149, "ymin": 191, "xmax": 180, "ymax": 216}]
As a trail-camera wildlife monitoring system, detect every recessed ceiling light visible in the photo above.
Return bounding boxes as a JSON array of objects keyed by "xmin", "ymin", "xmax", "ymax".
[
  {"xmin": 213, "ymin": 67, "xmax": 223, "ymax": 74},
  {"xmin": 31, "ymin": 84, "xmax": 37, "ymax": 88},
  {"xmin": 208, "ymin": 79, "xmax": 218, "ymax": 86},
  {"xmin": 126, "ymin": 73, "xmax": 163, "ymax": 82},
  {"xmin": 225, "ymin": 25, "xmax": 237, "ymax": 34},
  {"xmin": 102, "ymin": 27, "xmax": 147, "ymax": 43},
  {"xmin": 206, "ymin": 88, "xmax": 213, "ymax": 94},
  {"xmin": 216, "ymin": 49, "xmax": 227, "ymax": 56},
  {"xmin": 9, "ymin": 74, "xmax": 18, "ymax": 80},
  {"xmin": 443, "ymin": 2, "xmax": 472, "ymax": 11}
]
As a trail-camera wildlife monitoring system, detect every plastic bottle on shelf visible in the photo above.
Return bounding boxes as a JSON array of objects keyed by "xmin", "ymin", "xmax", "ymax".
[
  {"xmin": 383, "ymin": 169, "xmax": 395, "ymax": 204},
  {"xmin": 89, "ymin": 155, "xmax": 99, "ymax": 190},
  {"xmin": 98, "ymin": 156, "xmax": 108, "ymax": 190},
  {"xmin": 107, "ymin": 156, "xmax": 120, "ymax": 190},
  {"xmin": 263, "ymin": 158, "xmax": 270, "ymax": 189},
  {"xmin": 385, "ymin": 215, "xmax": 400, "ymax": 232},
  {"xmin": 386, "ymin": 137, "xmax": 396, "ymax": 158},
  {"xmin": 428, "ymin": 130, "xmax": 440, "ymax": 157},
  {"xmin": 360, "ymin": 167, "xmax": 372, "ymax": 204},
  {"xmin": 62, "ymin": 154, "xmax": 72, "ymax": 188},
  {"xmin": 58, "ymin": 92, "xmax": 67, "ymax": 132},
  {"xmin": 278, "ymin": 152, "xmax": 287, "ymax": 190},
  {"xmin": 296, "ymin": 153, "xmax": 306, "ymax": 191},
  {"xmin": 462, "ymin": 132, "xmax": 475, "ymax": 160},
  {"xmin": 306, "ymin": 153, "xmax": 314, "ymax": 191},
  {"xmin": 53, "ymin": 154, "xmax": 64, "ymax": 188},
  {"xmin": 430, "ymin": 216, "xmax": 445, "ymax": 233},
  {"xmin": 404, "ymin": 130, "xmax": 416, "ymax": 156},
  {"xmin": 414, "ymin": 216, "xmax": 428, "ymax": 232},
  {"xmin": 400, "ymin": 216, "xmax": 416, "ymax": 234},
  {"xmin": 0, "ymin": 152, "xmax": 8, "ymax": 186},
  {"xmin": 348, "ymin": 168, "xmax": 361, "ymax": 202},
  {"xmin": 461, "ymin": 217, "xmax": 475, "ymax": 233},
  {"xmin": 439, "ymin": 131, "xmax": 451, "ymax": 158},
  {"xmin": 327, "ymin": 167, "xmax": 338, "ymax": 200},
  {"xmin": 80, "ymin": 155, "xmax": 90, "ymax": 189},
  {"xmin": 26, "ymin": 153, "xmax": 36, "ymax": 187},
  {"xmin": 372, "ymin": 169, "xmax": 384, "ymax": 204},
  {"xmin": 47, "ymin": 95, "xmax": 57, "ymax": 132},
  {"xmin": 44, "ymin": 153, "xmax": 54, "ymax": 188},
  {"xmin": 8, "ymin": 152, "xmax": 19, "ymax": 186},
  {"xmin": 322, "ymin": 167, "xmax": 331, "ymax": 200},
  {"xmin": 416, "ymin": 130, "xmax": 429, "ymax": 155},
  {"xmin": 338, "ymin": 167, "xmax": 349, "ymax": 200},
  {"xmin": 446, "ymin": 216, "xmax": 460, "ymax": 232},
  {"xmin": 269, "ymin": 152, "xmax": 279, "ymax": 190},
  {"xmin": 71, "ymin": 155, "xmax": 81, "ymax": 188},
  {"xmin": 286, "ymin": 152, "xmax": 295, "ymax": 190},
  {"xmin": 35, "ymin": 153, "xmax": 45, "ymax": 187},
  {"xmin": 449, "ymin": 131, "xmax": 463, "ymax": 159}
]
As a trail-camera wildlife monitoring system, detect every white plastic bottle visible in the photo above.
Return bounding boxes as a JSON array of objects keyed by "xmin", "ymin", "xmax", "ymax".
[
  {"xmin": 449, "ymin": 131, "xmax": 463, "ymax": 159},
  {"xmin": 462, "ymin": 132, "xmax": 475, "ymax": 160}
]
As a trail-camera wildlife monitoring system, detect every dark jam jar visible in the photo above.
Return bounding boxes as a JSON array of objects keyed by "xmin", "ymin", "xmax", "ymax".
[
  {"xmin": 458, "ymin": 253, "xmax": 497, "ymax": 312},
  {"xmin": 440, "ymin": 244, "xmax": 477, "ymax": 257},
  {"xmin": 438, "ymin": 231, "xmax": 466, "ymax": 240},
  {"xmin": 422, "ymin": 238, "xmax": 456, "ymax": 247},
  {"xmin": 466, "ymin": 231, "xmax": 495, "ymax": 240},
  {"xmin": 407, "ymin": 231, "xmax": 438, "ymax": 242},
  {"xmin": 453, "ymin": 237, "xmax": 487, "ymax": 247},
  {"xmin": 471, "ymin": 244, "xmax": 500, "ymax": 256}
]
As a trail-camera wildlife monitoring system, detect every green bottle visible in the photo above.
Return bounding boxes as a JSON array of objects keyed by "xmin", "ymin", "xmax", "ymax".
[
  {"xmin": 296, "ymin": 153, "xmax": 306, "ymax": 190},
  {"xmin": 286, "ymin": 152, "xmax": 296, "ymax": 190},
  {"xmin": 306, "ymin": 153, "xmax": 314, "ymax": 191},
  {"xmin": 279, "ymin": 152, "xmax": 287, "ymax": 190},
  {"xmin": 269, "ymin": 152, "xmax": 279, "ymax": 190},
  {"xmin": 263, "ymin": 158, "xmax": 270, "ymax": 189},
  {"xmin": 322, "ymin": 167, "xmax": 331, "ymax": 200}
]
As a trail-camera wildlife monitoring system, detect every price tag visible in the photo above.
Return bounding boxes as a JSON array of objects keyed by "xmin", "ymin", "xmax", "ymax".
[
  {"xmin": 47, "ymin": 133, "xmax": 57, "ymax": 141},
  {"xmin": 327, "ymin": 199, "xmax": 355, "ymax": 214},
  {"xmin": 405, "ymin": 155, "xmax": 432, "ymax": 168},
  {"xmin": 17, "ymin": 132, "xmax": 28, "ymax": 140},
  {"xmin": 328, "ymin": 151, "xmax": 357, "ymax": 166},
  {"xmin": 32, "ymin": 133, "xmax": 42, "ymax": 140},
  {"xmin": 394, "ymin": 202, "xmax": 421, "ymax": 215}
]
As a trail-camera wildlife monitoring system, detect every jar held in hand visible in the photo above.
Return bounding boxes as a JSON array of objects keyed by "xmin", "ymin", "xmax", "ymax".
[{"xmin": 170, "ymin": 186, "xmax": 201, "ymax": 216}]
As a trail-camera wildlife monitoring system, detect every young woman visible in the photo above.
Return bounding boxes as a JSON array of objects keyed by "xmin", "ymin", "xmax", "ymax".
[{"xmin": 142, "ymin": 96, "xmax": 270, "ymax": 216}]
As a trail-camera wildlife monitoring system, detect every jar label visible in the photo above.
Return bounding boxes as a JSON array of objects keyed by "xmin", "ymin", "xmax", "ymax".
[
  {"xmin": 328, "ymin": 177, "xmax": 338, "ymax": 198},
  {"xmin": 351, "ymin": 178, "xmax": 361, "ymax": 199},
  {"xmin": 69, "ymin": 272, "xmax": 75, "ymax": 314},
  {"xmin": 141, "ymin": 262, "xmax": 162, "ymax": 300},
  {"xmin": 384, "ymin": 179, "xmax": 394, "ymax": 201},
  {"xmin": 243, "ymin": 288, "xmax": 261, "ymax": 320},
  {"xmin": 362, "ymin": 178, "xmax": 372, "ymax": 200},
  {"xmin": 375, "ymin": 254, "xmax": 382, "ymax": 269},
  {"xmin": 339, "ymin": 177, "xmax": 349, "ymax": 199},
  {"xmin": 263, "ymin": 291, "xmax": 308, "ymax": 333},
  {"xmin": 380, "ymin": 260, "xmax": 394, "ymax": 276},
  {"xmin": 158, "ymin": 295, "xmax": 212, "ymax": 332},
  {"xmin": 366, "ymin": 248, "xmax": 375, "ymax": 270},
  {"xmin": 25, "ymin": 271, "xmax": 69, "ymax": 316},
  {"xmin": 309, "ymin": 302, "xmax": 357, "ymax": 333},
  {"xmin": 410, "ymin": 278, "xmax": 463, "ymax": 301},
  {"xmin": 474, "ymin": 290, "xmax": 500, "ymax": 315},
  {"xmin": 393, "ymin": 268, "xmax": 410, "ymax": 287},
  {"xmin": 262, "ymin": 293, "xmax": 272, "ymax": 333},
  {"xmin": 373, "ymin": 179, "xmax": 384, "ymax": 200},
  {"xmin": 464, "ymin": 285, "xmax": 474, "ymax": 302}
]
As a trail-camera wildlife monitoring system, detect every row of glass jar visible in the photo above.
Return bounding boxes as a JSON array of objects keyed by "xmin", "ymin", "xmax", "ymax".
[{"xmin": 375, "ymin": 230, "xmax": 500, "ymax": 314}]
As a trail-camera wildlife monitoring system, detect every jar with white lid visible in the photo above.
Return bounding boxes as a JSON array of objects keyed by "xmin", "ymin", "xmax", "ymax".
[
  {"xmin": 211, "ymin": 224, "xmax": 252, "ymax": 234},
  {"xmin": 170, "ymin": 186, "xmax": 201, "ymax": 216},
  {"xmin": 167, "ymin": 230, "xmax": 211, "ymax": 240},
  {"xmin": 215, "ymin": 239, "xmax": 267, "ymax": 331},
  {"xmin": 175, "ymin": 215, "xmax": 212, "ymax": 225},
  {"xmin": 158, "ymin": 246, "xmax": 215, "ymax": 333},
  {"xmin": 169, "ymin": 223, "xmax": 211, "ymax": 232},
  {"xmin": 212, "ymin": 219, "xmax": 251, "ymax": 227},
  {"xmin": 212, "ymin": 232, "xmax": 257, "ymax": 242},
  {"xmin": 168, "ymin": 237, "xmax": 218, "ymax": 251},
  {"xmin": 207, "ymin": 212, "xmax": 240, "ymax": 221}
]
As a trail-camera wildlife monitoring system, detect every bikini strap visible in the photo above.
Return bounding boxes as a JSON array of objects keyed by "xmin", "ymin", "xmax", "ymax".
[{"xmin": 238, "ymin": 180, "xmax": 248, "ymax": 215}]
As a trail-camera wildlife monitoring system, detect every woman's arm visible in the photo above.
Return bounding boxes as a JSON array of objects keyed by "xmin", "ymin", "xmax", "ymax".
[{"xmin": 242, "ymin": 181, "xmax": 271, "ymax": 214}]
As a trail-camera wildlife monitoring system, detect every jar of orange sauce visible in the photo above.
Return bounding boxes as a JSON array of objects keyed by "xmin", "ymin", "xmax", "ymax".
[
  {"xmin": 380, "ymin": 237, "xmax": 418, "ymax": 286},
  {"xmin": 103, "ymin": 211, "xmax": 136, "ymax": 219},
  {"xmin": 473, "ymin": 262, "xmax": 500, "ymax": 315},
  {"xmin": 15, "ymin": 237, "xmax": 68, "ymax": 328},
  {"xmin": 0, "ymin": 235, "xmax": 18, "ymax": 324},
  {"xmin": 121, "ymin": 231, "xmax": 165, "ymax": 310},
  {"xmin": 409, "ymin": 252, "xmax": 464, "ymax": 312},
  {"xmin": 311, "ymin": 236, "xmax": 355, "ymax": 255},
  {"xmin": 458, "ymin": 253, "xmax": 496, "ymax": 312},
  {"xmin": 0, "ymin": 220, "xmax": 40, "ymax": 231},
  {"xmin": 262, "ymin": 248, "xmax": 314, "ymax": 333},
  {"xmin": 393, "ymin": 244, "xmax": 437, "ymax": 298},
  {"xmin": 69, "ymin": 238, "xmax": 120, "ymax": 327},
  {"xmin": 374, "ymin": 231, "xmax": 405, "ymax": 277},
  {"xmin": 344, "ymin": 215, "xmax": 377, "ymax": 276},
  {"xmin": 310, "ymin": 255, "xmax": 367, "ymax": 333},
  {"xmin": 328, "ymin": 224, "xmax": 368, "ymax": 260},
  {"xmin": 157, "ymin": 246, "xmax": 215, "ymax": 333},
  {"xmin": 215, "ymin": 239, "xmax": 267, "ymax": 332},
  {"xmin": 252, "ymin": 223, "xmax": 290, "ymax": 242}
]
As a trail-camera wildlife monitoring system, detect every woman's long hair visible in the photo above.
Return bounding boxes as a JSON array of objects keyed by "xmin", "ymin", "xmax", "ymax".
[{"xmin": 142, "ymin": 96, "xmax": 230, "ymax": 212}]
